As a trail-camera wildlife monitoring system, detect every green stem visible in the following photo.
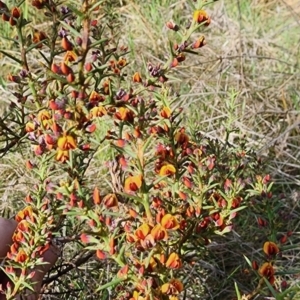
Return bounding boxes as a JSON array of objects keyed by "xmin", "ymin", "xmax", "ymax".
[{"xmin": 142, "ymin": 194, "xmax": 153, "ymax": 225}]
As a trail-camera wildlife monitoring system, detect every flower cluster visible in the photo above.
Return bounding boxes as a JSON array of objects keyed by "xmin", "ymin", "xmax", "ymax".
[
  {"xmin": 3, "ymin": 204, "xmax": 54, "ymax": 298},
  {"xmin": 246, "ymin": 173, "xmax": 294, "ymax": 296},
  {"xmin": 0, "ymin": 0, "xmax": 271, "ymax": 299}
]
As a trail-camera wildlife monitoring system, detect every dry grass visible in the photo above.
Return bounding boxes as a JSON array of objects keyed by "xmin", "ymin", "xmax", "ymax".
[{"xmin": 284, "ymin": 0, "xmax": 300, "ymax": 14}]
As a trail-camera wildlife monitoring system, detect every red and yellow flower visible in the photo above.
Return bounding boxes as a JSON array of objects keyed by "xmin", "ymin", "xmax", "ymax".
[
  {"xmin": 131, "ymin": 291, "xmax": 148, "ymax": 300},
  {"xmin": 37, "ymin": 110, "xmax": 52, "ymax": 128},
  {"xmin": 57, "ymin": 134, "xmax": 77, "ymax": 150},
  {"xmin": 159, "ymin": 164, "xmax": 176, "ymax": 176},
  {"xmin": 32, "ymin": 30, "xmax": 47, "ymax": 48},
  {"xmin": 12, "ymin": 231, "xmax": 25, "ymax": 243},
  {"xmin": 15, "ymin": 206, "xmax": 35, "ymax": 223},
  {"xmin": 193, "ymin": 10, "xmax": 211, "ymax": 26},
  {"xmin": 259, "ymin": 262, "xmax": 275, "ymax": 284},
  {"xmin": 145, "ymin": 256, "xmax": 157, "ymax": 272},
  {"xmin": 135, "ymin": 223, "xmax": 151, "ymax": 240},
  {"xmin": 61, "ymin": 37, "xmax": 73, "ymax": 51},
  {"xmin": 151, "ymin": 224, "xmax": 168, "ymax": 241},
  {"xmin": 124, "ymin": 175, "xmax": 143, "ymax": 193},
  {"xmin": 103, "ymin": 193, "xmax": 118, "ymax": 208},
  {"xmin": 11, "ymin": 7, "xmax": 21, "ymax": 19},
  {"xmin": 32, "ymin": 0, "xmax": 47, "ymax": 9},
  {"xmin": 64, "ymin": 50, "xmax": 77, "ymax": 63},
  {"xmin": 263, "ymin": 241, "xmax": 280, "ymax": 256},
  {"xmin": 165, "ymin": 252, "xmax": 182, "ymax": 269},
  {"xmin": 117, "ymin": 58, "xmax": 127, "ymax": 68},
  {"xmin": 115, "ymin": 107, "xmax": 134, "ymax": 122},
  {"xmin": 15, "ymin": 249, "xmax": 28, "ymax": 263},
  {"xmin": 17, "ymin": 220, "xmax": 30, "ymax": 233},
  {"xmin": 161, "ymin": 278, "xmax": 183, "ymax": 295},
  {"xmin": 133, "ymin": 72, "xmax": 142, "ymax": 83},
  {"xmin": 161, "ymin": 214, "xmax": 179, "ymax": 230},
  {"xmin": 160, "ymin": 106, "xmax": 171, "ymax": 119},
  {"xmin": 25, "ymin": 121, "xmax": 36, "ymax": 132},
  {"xmin": 175, "ymin": 129, "xmax": 189, "ymax": 145},
  {"xmin": 56, "ymin": 150, "xmax": 69, "ymax": 163},
  {"xmin": 89, "ymin": 91, "xmax": 104, "ymax": 102},
  {"xmin": 90, "ymin": 105, "xmax": 107, "ymax": 118}
]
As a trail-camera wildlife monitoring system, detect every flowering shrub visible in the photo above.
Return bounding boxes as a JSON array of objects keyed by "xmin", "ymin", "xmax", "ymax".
[
  {"xmin": 0, "ymin": 0, "xmax": 284, "ymax": 299},
  {"xmin": 239, "ymin": 175, "xmax": 297, "ymax": 299}
]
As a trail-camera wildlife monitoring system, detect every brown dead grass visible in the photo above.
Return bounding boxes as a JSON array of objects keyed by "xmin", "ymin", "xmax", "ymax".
[{"xmin": 284, "ymin": 0, "xmax": 300, "ymax": 14}]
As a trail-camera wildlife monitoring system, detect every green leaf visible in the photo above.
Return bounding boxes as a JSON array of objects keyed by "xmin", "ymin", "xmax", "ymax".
[
  {"xmin": 95, "ymin": 277, "xmax": 126, "ymax": 292},
  {"xmin": 231, "ymin": 205, "xmax": 247, "ymax": 214},
  {"xmin": 267, "ymin": 181, "xmax": 274, "ymax": 192},
  {"xmin": 280, "ymin": 244, "xmax": 300, "ymax": 251},
  {"xmin": 58, "ymin": 20, "xmax": 82, "ymax": 38},
  {"xmin": 0, "ymin": 76, "xmax": 7, "ymax": 88},
  {"xmin": 90, "ymin": 37, "xmax": 109, "ymax": 48},
  {"xmin": 89, "ymin": 0, "xmax": 107, "ymax": 12},
  {"xmin": 112, "ymin": 142, "xmax": 138, "ymax": 158},
  {"xmin": 234, "ymin": 281, "xmax": 242, "ymax": 300},
  {"xmin": 0, "ymin": 35, "xmax": 18, "ymax": 43},
  {"xmin": 243, "ymin": 255, "xmax": 252, "ymax": 268},
  {"xmin": 147, "ymin": 175, "xmax": 170, "ymax": 191},
  {"xmin": 215, "ymin": 225, "xmax": 232, "ymax": 235},
  {"xmin": 263, "ymin": 277, "xmax": 278, "ymax": 297},
  {"xmin": 17, "ymin": 280, "xmax": 35, "ymax": 292},
  {"xmin": 116, "ymin": 243, "xmax": 126, "ymax": 263},
  {"xmin": 168, "ymin": 39, "xmax": 175, "ymax": 56},
  {"xmin": 142, "ymin": 135, "xmax": 155, "ymax": 153},
  {"xmin": 144, "ymin": 248, "xmax": 155, "ymax": 269},
  {"xmin": 118, "ymin": 192, "xmax": 143, "ymax": 204},
  {"xmin": 276, "ymin": 269, "xmax": 300, "ymax": 275},
  {"xmin": 0, "ymin": 50, "xmax": 22, "ymax": 65},
  {"xmin": 26, "ymin": 40, "xmax": 46, "ymax": 53}
]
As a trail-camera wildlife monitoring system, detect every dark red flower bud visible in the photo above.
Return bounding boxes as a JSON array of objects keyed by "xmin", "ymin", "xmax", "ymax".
[
  {"xmin": 11, "ymin": 7, "xmax": 21, "ymax": 19},
  {"xmin": 166, "ymin": 21, "xmax": 179, "ymax": 31}
]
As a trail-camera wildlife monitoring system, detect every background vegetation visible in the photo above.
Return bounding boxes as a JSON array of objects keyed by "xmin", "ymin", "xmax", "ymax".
[{"xmin": 0, "ymin": 0, "xmax": 299, "ymax": 299}]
